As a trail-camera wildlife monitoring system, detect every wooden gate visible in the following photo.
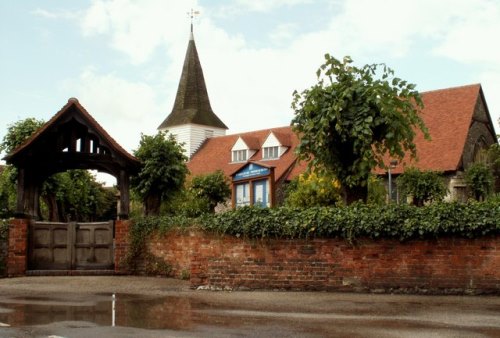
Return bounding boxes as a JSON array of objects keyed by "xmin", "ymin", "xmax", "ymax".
[{"xmin": 28, "ymin": 221, "xmax": 114, "ymax": 270}]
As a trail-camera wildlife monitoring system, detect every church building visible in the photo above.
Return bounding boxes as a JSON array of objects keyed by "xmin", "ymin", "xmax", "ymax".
[{"xmin": 159, "ymin": 27, "xmax": 498, "ymax": 207}]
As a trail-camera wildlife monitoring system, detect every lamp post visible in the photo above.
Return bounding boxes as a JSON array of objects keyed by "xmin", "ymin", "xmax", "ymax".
[{"xmin": 388, "ymin": 160, "xmax": 398, "ymax": 203}]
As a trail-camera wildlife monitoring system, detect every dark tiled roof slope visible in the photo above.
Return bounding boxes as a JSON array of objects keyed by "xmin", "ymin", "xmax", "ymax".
[
  {"xmin": 158, "ymin": 36, "xmax": 227, "ymax": 130},
  {"xmin": 187, "ymin": 126, "xmax": 300, "ymax": 181},
  {"xmin": 4, "ymin": 98, "xmax": 138, "ymax": 165}
]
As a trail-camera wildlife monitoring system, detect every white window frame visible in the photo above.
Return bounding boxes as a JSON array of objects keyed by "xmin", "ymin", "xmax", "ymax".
[
  {"xmin": 232, "ymin": 149, "xmax": 247, "ymax": 162},
  {"xmin": 263, "ymin": 146, "xmax": 279, "ymax": 160}
]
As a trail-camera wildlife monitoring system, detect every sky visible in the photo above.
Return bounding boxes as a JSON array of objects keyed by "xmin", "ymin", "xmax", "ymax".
[{"xmin": 1, "ymin": 0, "xmax": 500, "ymax": 184}]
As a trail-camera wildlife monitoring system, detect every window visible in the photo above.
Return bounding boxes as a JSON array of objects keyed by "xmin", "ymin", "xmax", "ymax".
[
  {"xmin": 263, "ymin": 146, "xmax": 279, "ymax": 159},
  {"xmin": 232, "ymin": 149, "xmax": 247, "ymax": 162},
  {"xmin": 236, "ymin": 183, "xmax": 250, "ymax": 207}
]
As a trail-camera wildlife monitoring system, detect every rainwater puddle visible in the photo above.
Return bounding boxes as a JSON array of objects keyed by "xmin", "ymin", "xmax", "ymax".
[{"xmin": 0, "ymin": 294, "xmax": 204, "ymax": 330}]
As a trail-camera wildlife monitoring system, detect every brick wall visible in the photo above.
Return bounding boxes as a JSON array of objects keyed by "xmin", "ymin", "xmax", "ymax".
[
  {"xmin": 144, "ymin": 231, "xmax": 500, "ymax": 294},
  {"xmin": 7, "ymin": 218, "xmax": 28, "ymax": 277},
  {"xmin": 114, "ymin": 219, "xmax": 131, "ymax": 274}
]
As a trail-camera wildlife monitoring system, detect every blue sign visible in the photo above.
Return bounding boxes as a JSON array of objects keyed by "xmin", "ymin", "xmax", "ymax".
[{"xmin": 233, "ymin": 163, "xmax": 270, "ymax": 181}]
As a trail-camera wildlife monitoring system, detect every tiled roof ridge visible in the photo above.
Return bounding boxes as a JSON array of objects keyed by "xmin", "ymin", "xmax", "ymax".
[{"xmin": 420, "ymin": 83, "xmax": 480, "ymax": 95}]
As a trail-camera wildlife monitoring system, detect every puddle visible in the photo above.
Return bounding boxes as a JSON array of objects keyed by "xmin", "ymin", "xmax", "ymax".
[{"xmin": 0, "ymin": 294, "xmax": 204, "ymax": 330}]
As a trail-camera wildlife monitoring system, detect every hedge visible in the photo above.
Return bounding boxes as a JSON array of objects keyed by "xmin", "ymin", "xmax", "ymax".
[{"xmin": 132, "ymin": 201, "xmax": 499, "ymax": 242}]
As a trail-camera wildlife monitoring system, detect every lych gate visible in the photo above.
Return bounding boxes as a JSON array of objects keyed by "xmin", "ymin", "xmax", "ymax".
[{"xmin": 4, "ymin": 98, "xmax": 139, "ymax": 274}]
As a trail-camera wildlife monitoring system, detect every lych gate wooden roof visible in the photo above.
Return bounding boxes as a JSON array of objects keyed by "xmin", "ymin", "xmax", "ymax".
[
  {"xmin": 4, "ymin": 98, "xmax": 139, "ymax": 178},
  {"xmin": 4, "ymin": 98, "xmax": 139, "ymax": 219}
]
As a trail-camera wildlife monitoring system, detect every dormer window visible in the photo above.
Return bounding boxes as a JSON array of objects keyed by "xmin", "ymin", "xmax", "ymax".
[
  {"xmin": 261, "ymin": 131, "xmax": 289, "ymax": 160},
  {"xmin": 263, "ymin": 146, "xmax": 279, "ymax": 160},
  {"xmin": 232, "ymin": 149, "xmax": 247, "ymax": 162}
]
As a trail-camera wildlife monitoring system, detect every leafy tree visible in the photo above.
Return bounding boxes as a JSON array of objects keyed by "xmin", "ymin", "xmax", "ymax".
[
  {"xmin": 0, "ymin": 166, "xmax": 16, "ymax": 218},
  {"xmin": 285, "ymin": 172, "xmax": 341, "ymax": 208},
  {"xmin": 131, "ymin": 132, "xmax": 188, "ymax": 216},
  {"xmin": 465, "ymin": 162, "xmax": 494, "ymax": 201},
  {"xmin": 291, "ymin": 54, "xmax": 428, "ymax": 204},
  {"xmin": 0, "ymin": 117, "xmax": 45, "ymax": 155},
  {"xmin": 41, "ymin": 170, "xmax": 117, "ymax": 222},
  {"xmin": 0, "ymin": 118, "xmax": 45, "ymax": 218},
  {"xmin": 396, "ymin": 167, "xmax": 447, "ymax": 206},
  {"xmin": 189, "ymin": 170, "xmax": 231, "ymax": 213}
]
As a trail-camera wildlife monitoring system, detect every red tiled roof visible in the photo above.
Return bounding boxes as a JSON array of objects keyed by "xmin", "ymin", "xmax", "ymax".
[
  {"xmin": 188, "ymin": 84, "xmax": 489, "ymax": 181},
  {"xmin": 188, "ymin": 126, "xmax": 300, "ymax": 181},
  {"xmin": 376, "ymin": 84, "xmax": 483, "ymax": 174}
]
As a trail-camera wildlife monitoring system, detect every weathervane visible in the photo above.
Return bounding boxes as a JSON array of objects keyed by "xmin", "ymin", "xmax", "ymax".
[{"xmin": 187, "ymin": 8, "xmax": 200, "ymax": 33}]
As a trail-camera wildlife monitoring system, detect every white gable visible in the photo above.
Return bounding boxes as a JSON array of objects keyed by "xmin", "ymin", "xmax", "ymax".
[
  {"xmin": 231, "ymin": 137, "xmax": 249, "ymax": 151},
  {"xmin": 262, "ymin": 132, "xmax": 281, "ymax": 148}
]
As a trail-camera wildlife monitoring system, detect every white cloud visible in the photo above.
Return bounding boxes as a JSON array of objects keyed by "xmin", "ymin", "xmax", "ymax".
[
  {"xmin": 433, "ymin": 1, "xmax": 500, "ymax": 65},
  {"xmin": 31, "ymin": 8, "xmax": 78, "ymax": 20},
  {"xmin": 74, "ymin": 0, "xmax": 500, "ymax": 136},
  {"xmin": 81, "ymin": 0, "xmax": 195, "ymax": 64},
  {"xmin": 232, "ymin": 0, "xmax": 313, "ymax": 12},
  {"xmin": 74, "ymin": 68, "xmax": 163, "ymax": 152}
]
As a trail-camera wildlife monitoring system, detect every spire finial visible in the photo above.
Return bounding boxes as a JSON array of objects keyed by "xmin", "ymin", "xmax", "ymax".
[{"xmin": 187, "ymin": 9, "xmax": 200, "ymax": 40}]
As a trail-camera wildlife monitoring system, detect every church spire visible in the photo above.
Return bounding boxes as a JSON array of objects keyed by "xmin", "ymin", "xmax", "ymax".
[{"xmin": 158, "ymin": 17, "xmax": 227, "ymax": 131}]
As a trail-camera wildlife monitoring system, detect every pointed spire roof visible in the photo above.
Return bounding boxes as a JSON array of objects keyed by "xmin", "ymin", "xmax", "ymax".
[{"xmin": 158, "ymin": 28, "xmax": 227, "ymax": 130}]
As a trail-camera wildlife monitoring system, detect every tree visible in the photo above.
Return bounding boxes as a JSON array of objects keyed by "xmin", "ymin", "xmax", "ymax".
[
  {"xmin": 291, "ymin": 54, "xmax": 428, "ymax": 204},
  {"xmin": 41, "ymin": 170, "xmax": 117, "ymax": 222},
  {"xmin": 189, "ymin": 170, "xmax": 231, "ymax": 213},
  {"xmin": 396, "ymin": 168, "xmax": 447, "ymax": 206},
  {"xmin": 0, "ymin": 118, "xmax": 45, "ymax": 218},
  {"xmin": 131, "ymin": 132, "xmax": 188, "ymax": 216}
]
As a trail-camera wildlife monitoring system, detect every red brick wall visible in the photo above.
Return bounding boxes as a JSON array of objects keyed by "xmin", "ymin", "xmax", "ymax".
[
  {"xmin": 7, "ymin": 218, "xmax": 28, "ymax": 277},
  {"xmin": 114, "ymin": 219, "xmax": 131, "ymax": 274},
  {"xmin": 145, "ymin": 231, "xmax": 500, "ymax": 294}
]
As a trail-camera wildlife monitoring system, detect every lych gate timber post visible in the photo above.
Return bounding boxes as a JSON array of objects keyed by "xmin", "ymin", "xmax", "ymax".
[{"xmin": 3, "ymin": 98, "xmax": 139, "ymax": 275}]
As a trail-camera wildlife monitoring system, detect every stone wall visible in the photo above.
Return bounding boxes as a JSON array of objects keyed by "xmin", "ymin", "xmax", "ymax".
[{"xmin": 143, "ymin": 231, "xmax": 500, "ymax": 294}]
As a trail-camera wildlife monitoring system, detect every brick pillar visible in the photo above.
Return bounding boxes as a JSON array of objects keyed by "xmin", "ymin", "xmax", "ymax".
[
  {"xmin": 7, "ymin": 218, "xmax": 28, "ymax": 276},
  {"xmin": 114, "ymin": 219, "xmax": 130, "ymax": 274}
]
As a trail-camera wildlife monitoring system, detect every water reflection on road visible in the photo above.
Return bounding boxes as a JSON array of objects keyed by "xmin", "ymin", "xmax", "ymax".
[{"xmin": 0, "ymin": 292, "xmax": 500, "ymax": 337}]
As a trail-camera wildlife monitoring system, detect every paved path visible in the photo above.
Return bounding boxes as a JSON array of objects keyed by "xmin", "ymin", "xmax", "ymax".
[{"xmin": 0, "ymin": 276, "xmax": 499, "ymax": 337}]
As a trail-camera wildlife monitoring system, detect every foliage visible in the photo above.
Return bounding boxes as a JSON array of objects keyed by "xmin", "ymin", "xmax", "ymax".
[
  {"xmin": 161, "ymin": 189, "xmax": 212, "ymax": 218},
  {"xmin": 41, "ymin": 170, "xmax": 117, "ymax": 222},
  {"xmin": 189, "ymin": 170, "xmax": 231, "ymax": 212},
  {"xmin": 0, "ymin": 218, "xmax": 8, "ymax": 276},
  {"xmin": 0, "ymin": 118, "xmax": 45, "ymax": 155},
  {"xmin": 465, "ymin": 162, "xmax": 494, "ymax": 201},
  {"xmin": 285, "ymin": 172, "xmax": 341, "ymax": 208},
  {"xmin": 396, "ymin": 168, "xmax": 447, "ymax": 206},
  {"xmin": 0, "ymin": 166, "xmax": 17, "ymax": 218},
  {"xmin": 367, "ymin": 175, "xmax": 387, "ymax": 206},
  {"xmin": 291, "ymin": 54, "xmax": 428, "ymax": 204},
  {"xmin": 131, "ymin": 132, "xmax": 188, "ymax": 216},
  {"xmin": 199, "ymin": 201, "xmax": 499, "ymax": 241}
]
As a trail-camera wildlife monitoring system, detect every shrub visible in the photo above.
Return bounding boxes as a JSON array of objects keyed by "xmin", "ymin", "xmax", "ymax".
[
  {"xmin": 465, "ymin": 162, "xmax": 494, "ymax": 201},
  {"xmin": 396, "ymin": 168, "xmax": 447, "ymax": 206},
  {"xmin": 285, "ymin": 172, "xmax": 341, "ymax": 208}
]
